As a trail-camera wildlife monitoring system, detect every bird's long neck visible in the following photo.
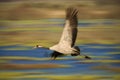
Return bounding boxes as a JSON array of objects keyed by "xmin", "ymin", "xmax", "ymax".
[{"xmin": 37, "ymin": 45, "xmax": 49, "ymax": 50}]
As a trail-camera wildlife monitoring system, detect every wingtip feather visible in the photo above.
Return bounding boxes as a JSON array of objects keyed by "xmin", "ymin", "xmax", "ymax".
[{"xmin": 66, "ymin": 7, "xmax": 78, "ymax": 20}]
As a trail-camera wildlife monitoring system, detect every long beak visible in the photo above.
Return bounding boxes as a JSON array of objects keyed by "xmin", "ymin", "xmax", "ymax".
[{"xmin": 32, "ymin": 46, "xmax": 37, "ymax": 49}]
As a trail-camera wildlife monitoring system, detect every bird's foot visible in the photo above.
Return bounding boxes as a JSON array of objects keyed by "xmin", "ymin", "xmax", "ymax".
[{"xmin": 84, "ymin": 55, "xmax": 91, "ymax": 59}]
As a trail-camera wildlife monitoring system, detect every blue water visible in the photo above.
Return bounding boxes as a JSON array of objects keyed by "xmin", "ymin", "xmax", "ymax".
[
  {"xmin": 0, "ymin": 18, "xmax": 120, "ymax": 80},
  {"xmin": 0, "ymin": 44, "xmax": 120, "ymax": 80},
  {"xmin": 0, "ymin": 44, "xmax": 120, "ymax": 65}
]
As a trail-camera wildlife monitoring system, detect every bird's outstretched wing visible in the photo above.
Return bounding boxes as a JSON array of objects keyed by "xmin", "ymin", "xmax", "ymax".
[{"xmin": 58, "ymin": 7, "xmax": 78, "ymax": 47}]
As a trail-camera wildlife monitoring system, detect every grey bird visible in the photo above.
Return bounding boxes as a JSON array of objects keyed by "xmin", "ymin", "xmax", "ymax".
[{"xmin": 35, "ymin": 7, "xmax": 91, "ymax": 60}]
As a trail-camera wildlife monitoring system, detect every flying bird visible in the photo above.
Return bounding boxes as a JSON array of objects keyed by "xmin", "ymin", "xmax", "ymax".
[{"xmin": 35, "ymin": 7, "xmax": 91, "ymax": 60}]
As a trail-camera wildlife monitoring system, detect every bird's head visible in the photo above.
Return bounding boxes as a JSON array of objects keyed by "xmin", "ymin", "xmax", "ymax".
[{"xmin": 34, "ymin": 45, "xmax": 43, "ymax": 48}]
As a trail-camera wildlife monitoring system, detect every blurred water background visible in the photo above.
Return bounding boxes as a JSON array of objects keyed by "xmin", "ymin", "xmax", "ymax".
[{"xmin": 0, "ymin": 0, "xmax": 120, "ymax": 80}]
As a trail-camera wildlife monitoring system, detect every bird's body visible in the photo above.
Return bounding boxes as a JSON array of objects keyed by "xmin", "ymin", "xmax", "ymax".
[
  {"xmin": 35, "ymin": 7, "xmax": 91, "ymax": 59},
  {"xmin": 50, "ymin": 44, "xmax": 79, "ymax": 55}
]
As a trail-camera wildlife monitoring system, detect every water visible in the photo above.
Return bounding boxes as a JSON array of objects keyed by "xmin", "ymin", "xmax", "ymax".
[
  {"xmin": 0, "ymin": 19, "xmax": 120, "ymax": 79},
  {"xmin": 0, "ymin": 44, "xmax": 120, "ymax": 80}
]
